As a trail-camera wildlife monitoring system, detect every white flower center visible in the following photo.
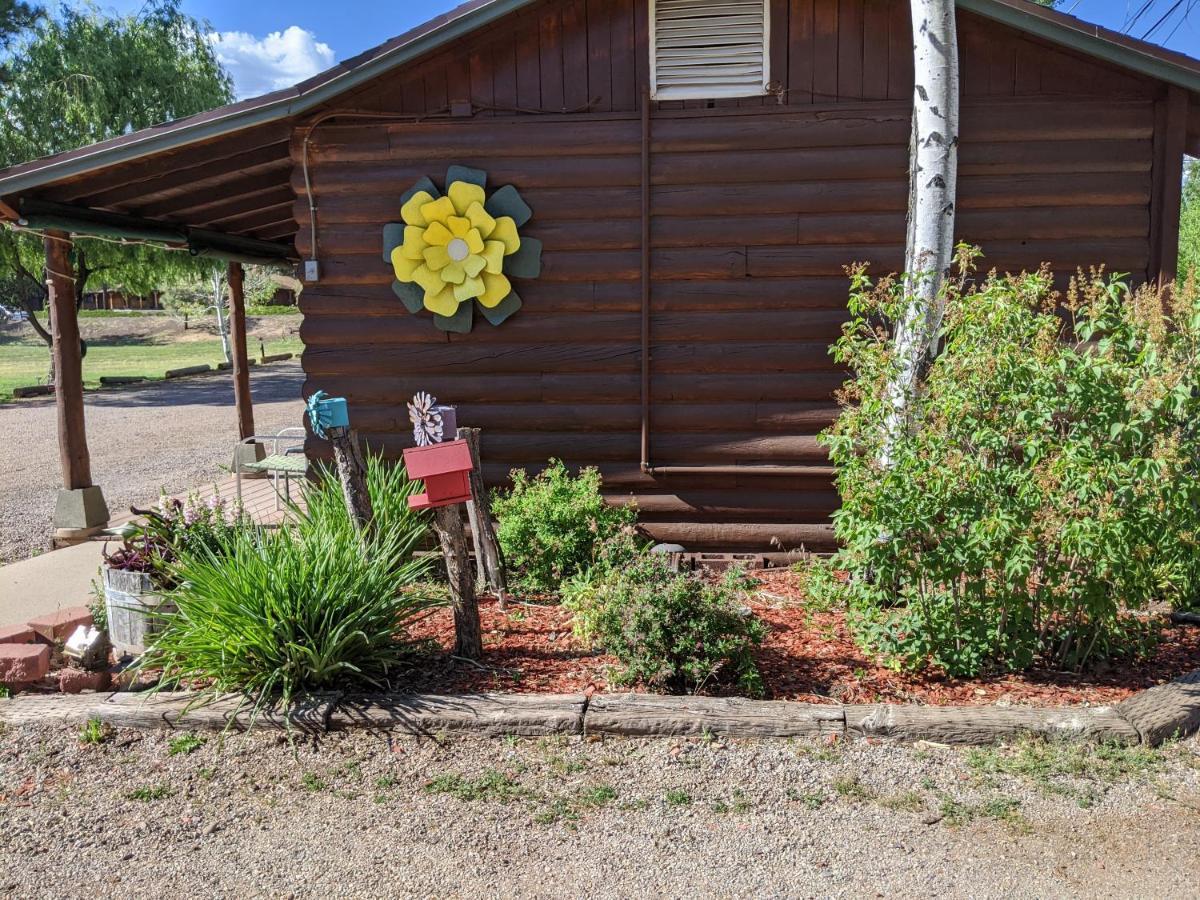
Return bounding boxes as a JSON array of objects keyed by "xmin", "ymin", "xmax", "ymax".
[{"xmin": 447, "ymin": 237, "xmax": 470, "ymax": 262}]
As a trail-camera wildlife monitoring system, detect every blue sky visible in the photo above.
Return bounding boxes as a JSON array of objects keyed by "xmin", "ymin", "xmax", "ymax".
[{"xmin": 96, "ymin": 0, "xmax": 1200, "ymax": 98}]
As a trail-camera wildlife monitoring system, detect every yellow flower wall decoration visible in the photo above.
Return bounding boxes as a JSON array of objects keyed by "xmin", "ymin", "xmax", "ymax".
[{"xmin": 382, "ymin": 165, "xmax": 541, "ymax": 333}]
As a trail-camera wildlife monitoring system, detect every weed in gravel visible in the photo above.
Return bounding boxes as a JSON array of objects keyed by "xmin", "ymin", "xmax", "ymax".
[
  {"xmin": 833, "ymin": 776, "xmax": 875, "ymax": 801},
  {"xmin": 127, "ymin": 784, "xmax": 173, "ymax": 802},
  {"xmin": 78, "ymin": 718, "xmax": 111, "ymax": 745},
  {"xmin": 198, "ymin": 766, "xmax": 216, "ymax": 781},
  {"xmin": 425, "ymin": 770, "xmax": 527, "ymax": 803},
  {"xmin": 877, "ymin": 791, "xmax": 925, "ymax": 813},
  {"xmin": 966, "ymin": 737, "xmax": 1163, "ymax": 784},
  {"xmin": 301, "ymin": 773, "xmax": 326, "ymax": 792},
  {"xmin": 620, "ymin": 799, "xmax": 650, "ymax": 811},
  {"xmin": 940, "ymin": 796, "xmax": 1030, "ymax": 832},
  {"xmin": 375, "ymin": 775, "xmax": 398, "ymax": 790},
  {"xmin": 664, "ymin": 789, "xmax": 692, "ymax": 807},
  {"xmin": 577, "ymin": 785, "xmax": 617, "ymax": 808},
  {"xmin": 168, "ymin": 734, "xmax": 206, "ymax": 756},
  {"xmin": 0, "ymin": 685, "xmax": 9, "ymax": 699},
  {"xmin": 966, "ymin": 737, "xmax": 1164, "ymax": 808},
  {"xmin": 787, "ymin": 789, "xmax": 827, "ymax": 809},
  {"xmin": 797, "ymin": 745, "xmax": 840, "ymax": 763}
]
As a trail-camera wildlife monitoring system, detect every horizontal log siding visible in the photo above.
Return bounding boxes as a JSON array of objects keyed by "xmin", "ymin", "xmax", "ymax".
[
  {"xmin": 334, "ymin": 0, "xmax": 1156, "ymax": 117},
  {"xmin": 295, "ymin": 95, "xmax": 1154, "ymax": 551}
]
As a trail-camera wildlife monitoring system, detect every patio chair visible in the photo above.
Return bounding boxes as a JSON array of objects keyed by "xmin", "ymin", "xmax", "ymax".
[{"xmin": 234, "ymin": 427, "xmax": 308, "ymax": 511}]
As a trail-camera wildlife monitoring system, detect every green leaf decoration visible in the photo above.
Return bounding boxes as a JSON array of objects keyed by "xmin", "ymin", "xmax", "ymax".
[
  {"xmin": 505, "ymin": 237, "xmax": 542, "ymax": 279},
  {"xmin": 382, "ymin": 222, "xmax": 405, "ymax": 263},
  {"xmin": 446, "ymin": 165, "xmax": 487, "ymax": 189},
  {"xmin": 479, "ymin": 290, "xmax": 522, "ymax": 326},
  {"xmin": 391, "ymin": 280, "xmax": 425, "ymax": 314},
  {"xmin": 399, "ymin": 176, "xmax": 440, "ymax": 206},
  {"xmin": 434, "ymin": 301, "xmax": 474, "ymax": 334},
  {"xmin": 484, "ymin": 185, "xmax": 532, "ymax": 227}
]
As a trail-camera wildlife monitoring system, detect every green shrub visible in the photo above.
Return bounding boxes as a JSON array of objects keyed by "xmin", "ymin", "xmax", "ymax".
[
  {"xmin": 492, "ymin": 460, "xmax": 636, "ymax": 591},
  {"xmin": 824, "ymin": 257, "xmax": 1200, "ymax": 676},
  {"xmin": 565, "ymin": 552, "xmax": 766, "ymax": 695},
  {"xmin": 145, "ymin": 474, "xmax": 437, "ymax": 711}
]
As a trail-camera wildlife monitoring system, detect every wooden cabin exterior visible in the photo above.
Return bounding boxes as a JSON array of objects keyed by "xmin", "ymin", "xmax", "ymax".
[{"xmin": 3, "ymin": 0, "xmax": 1200, "ymax": 554}]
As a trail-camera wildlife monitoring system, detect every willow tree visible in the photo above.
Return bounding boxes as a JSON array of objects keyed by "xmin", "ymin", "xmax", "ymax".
[
  {"xmin": 0, "ymin": 0, "xmax": 233, "ymax": 374},
  {"xmin": 881, "ymin": 0, "xmax": 960, "ymax": 463}
]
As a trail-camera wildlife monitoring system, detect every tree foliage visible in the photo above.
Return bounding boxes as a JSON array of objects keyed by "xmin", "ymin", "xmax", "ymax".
[
  {"xmin": 824, "ymin": 252, "xmax": 1200, "ymax": 676},
  {"xmin": 1178, "ymin": 157, "xmax": 1200, "ymax": 283},
  {"xmin": 0, "ymin": 0, "xmax": 233, "ymax": 329}
]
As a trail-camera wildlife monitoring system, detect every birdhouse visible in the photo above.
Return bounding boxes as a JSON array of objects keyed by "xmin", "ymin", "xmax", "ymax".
[{"xmin": 402, "ymin": 439, "xmax": 474, "ymax": 510}]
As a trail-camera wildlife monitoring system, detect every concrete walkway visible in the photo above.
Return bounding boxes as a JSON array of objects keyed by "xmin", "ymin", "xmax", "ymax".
[{"xmin": 0, "ymin": 540, "xmax": 106, "ymax": 627}]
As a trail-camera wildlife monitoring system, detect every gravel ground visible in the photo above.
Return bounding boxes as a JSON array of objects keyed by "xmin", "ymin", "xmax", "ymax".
[
  {"xmin": 1, "ymin": 723, "xmax": 1197, "ymax": 898},
  {"xmin": 0, "ymin": 363, "xmax": 305, "ymax": 563}
]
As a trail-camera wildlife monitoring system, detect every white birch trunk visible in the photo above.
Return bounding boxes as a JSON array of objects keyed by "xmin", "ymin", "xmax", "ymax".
[{"xmin": 881, "ymin": 0, "xmax": 960, "ymax": 466}]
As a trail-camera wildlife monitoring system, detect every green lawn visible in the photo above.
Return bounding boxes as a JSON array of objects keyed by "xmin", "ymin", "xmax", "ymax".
[{"xmin": 0, "ymin": 314, "xmax": 302, "ymax": 402}]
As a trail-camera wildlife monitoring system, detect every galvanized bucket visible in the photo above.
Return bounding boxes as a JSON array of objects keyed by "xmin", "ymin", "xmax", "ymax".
[{"xmin": 102, "ymin": 566, "xmax": 174, "ymax": 655}]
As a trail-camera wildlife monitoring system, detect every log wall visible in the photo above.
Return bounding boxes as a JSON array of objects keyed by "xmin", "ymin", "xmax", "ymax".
[{"xmin": 295, "ymin": 0, "xmax": 1164, "ymax": 553}]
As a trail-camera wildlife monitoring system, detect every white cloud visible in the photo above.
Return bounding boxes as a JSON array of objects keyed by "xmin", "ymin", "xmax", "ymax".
[{"xmin": 207, "ymin": 26, "xmax": 335, "ymax": 100}]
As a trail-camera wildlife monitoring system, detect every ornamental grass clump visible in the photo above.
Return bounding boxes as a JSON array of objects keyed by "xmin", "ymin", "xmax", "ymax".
[
  {"xmin": 492, "ymin": 459, "xmax": 637, "ymax": 591},
  {"xmin": 824, "ymin": 254, "xmax": 1200, "ymax": 676},
  {"xmin": 145, "ymin": 459, "xmax": 437, "ymax": 711},
  {"xmin": 564, "ymin": 550, "xmax": 766, "ymax": 696}
]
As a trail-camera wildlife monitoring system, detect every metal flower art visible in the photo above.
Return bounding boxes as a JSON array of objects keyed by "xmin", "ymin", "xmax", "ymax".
[
  {"xmin": 408, "ymin": 391, "xmax": 444, "ymax": 447},
  {"xmin": 382, "ymin": 165, "xmax": 541, "ymax": 333}
]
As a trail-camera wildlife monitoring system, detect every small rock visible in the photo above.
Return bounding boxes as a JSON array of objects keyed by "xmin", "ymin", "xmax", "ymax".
[{"xmin": 921, "ymin": 813, "xmax": 943, "ymax": 825}]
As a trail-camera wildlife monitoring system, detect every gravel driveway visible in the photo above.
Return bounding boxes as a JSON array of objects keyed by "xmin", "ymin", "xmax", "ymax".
[
  {"xmin": 1, "ymin": 723, "xmax": 1197, "ymax": 898},
  {"xmin": 0, "ymin": 363, "xmax": 304, "ymax": 563}
]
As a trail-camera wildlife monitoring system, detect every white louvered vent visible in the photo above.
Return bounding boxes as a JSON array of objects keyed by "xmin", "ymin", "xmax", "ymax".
[{"xmin": 651, "ymin": 0, "xmax": 769, "ymax": 101}]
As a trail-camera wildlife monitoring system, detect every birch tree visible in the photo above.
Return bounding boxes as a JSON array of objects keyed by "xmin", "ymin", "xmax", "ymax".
[{"xmin": 881, "ymin": 0, "xmax": 960, "ymax": 464}]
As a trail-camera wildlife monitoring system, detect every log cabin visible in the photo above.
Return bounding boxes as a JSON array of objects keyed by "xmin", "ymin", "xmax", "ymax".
[{"xmin": 3, "ymin": 0, "xmax": 1200, "ymax": 556}]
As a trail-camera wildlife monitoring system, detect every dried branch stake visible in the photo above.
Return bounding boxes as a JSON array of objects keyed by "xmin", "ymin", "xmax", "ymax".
[
  {"xmin": 458, "ymin": 426, "xmax": 508, "ymax": 609},
  {"xmin": 325, "ymin": 424, "xmax": 374, "ymax": 536}
]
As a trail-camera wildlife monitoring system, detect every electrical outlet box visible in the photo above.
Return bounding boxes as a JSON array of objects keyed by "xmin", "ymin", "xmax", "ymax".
[{"xmin": 304, "ymin": 259, "xmax": 321, "ymax": 282}]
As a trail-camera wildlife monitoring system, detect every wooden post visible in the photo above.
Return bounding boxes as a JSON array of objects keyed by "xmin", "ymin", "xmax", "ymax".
[
  {"xmin": 1149, "ymin": 85, "xmax": 1188, "ymax": 286},
  {"xmin": 432, "ymin": 505, "xmax": 483, "ymax": 658},
  {"xmin": 45, "ymin": 231, "xmax": 91, "ymax": 490},
  {"xmin": 226, "ymin": 262, "xmax": 255, "ymax": 440},
  {"xmin": 324, "ymin": 425, "xmax": 374, "ymax": 536},
  {"xmin": 457, "ymin": 427, "xmax": 508, "ymax": 608}
]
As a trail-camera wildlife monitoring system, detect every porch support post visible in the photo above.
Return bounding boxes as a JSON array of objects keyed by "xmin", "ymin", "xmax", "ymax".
[
  {"xmin": 46, "ymin": 230, "xmax": 108, "ymax": 537},
  {"xmin": 1149, "ymin": 84, "xmax": 1188, "ymax": 285},
  {"xmin": 227, "ymin": 262, "xmax": 265, "ymax": 473}
]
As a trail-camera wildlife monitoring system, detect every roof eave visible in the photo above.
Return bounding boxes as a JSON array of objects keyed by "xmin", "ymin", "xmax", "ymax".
[{"xmin": 0, "ymin": 0, "xmax": 536, "ymax": 197}]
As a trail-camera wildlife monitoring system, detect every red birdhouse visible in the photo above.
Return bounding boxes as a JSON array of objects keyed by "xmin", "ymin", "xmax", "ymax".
[{"xmin": 402, "ymin": 439, "xmax": 474, "ymax": 510}]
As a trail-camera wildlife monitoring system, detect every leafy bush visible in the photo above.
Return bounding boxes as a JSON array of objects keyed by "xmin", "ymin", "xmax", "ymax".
[
  {"xmin": 564, "ymin": 552, "xmax": 766, "ymax": 695},
  {"xmin": 145, "ymin": 464, "xmax": 436, "ymax": 711},
  {"xmin": 824, "ymin": 258, "xmax": 1200, "ymax": 676},
  {"xmin": 492, "ymin": 459, "xmax": 637, "ymax": 591}
]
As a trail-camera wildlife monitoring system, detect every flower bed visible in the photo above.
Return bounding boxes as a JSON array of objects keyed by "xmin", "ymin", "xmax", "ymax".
[{"xmin": 404, "ymin": 569, "xmax": 1200, "ymax": 707}]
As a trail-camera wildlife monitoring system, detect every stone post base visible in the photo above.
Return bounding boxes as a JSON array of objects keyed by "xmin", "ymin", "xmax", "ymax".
[
  {"xmin": 53, "ymin": 486, "xmax": 110, "ymax": 545},
  {"xmin": 233, "ymin": 441, "xmax": 268, "ymax": 479}
]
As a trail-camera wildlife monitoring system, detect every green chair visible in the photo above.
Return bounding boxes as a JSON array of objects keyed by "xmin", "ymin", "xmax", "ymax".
[{"xmin": 234, "ymin": 427, "xmax": 307, "ymax": 510}]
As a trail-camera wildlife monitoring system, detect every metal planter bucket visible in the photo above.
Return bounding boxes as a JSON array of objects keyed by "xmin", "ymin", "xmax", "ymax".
[{"xmin": 102, "ymin": 566, "xmax": 174, "ymax": 655}]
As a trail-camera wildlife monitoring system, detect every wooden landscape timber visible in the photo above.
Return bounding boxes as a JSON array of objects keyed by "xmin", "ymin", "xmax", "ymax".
[{"xmin": 4, "ymin": 666, "xmax": 1199, "ymax": 745}]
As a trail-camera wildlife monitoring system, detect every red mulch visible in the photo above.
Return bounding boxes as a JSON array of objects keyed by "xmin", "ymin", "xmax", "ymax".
[{"xmin": 403, "ymin": 569, "xmax": 1200, "ymax": 707}]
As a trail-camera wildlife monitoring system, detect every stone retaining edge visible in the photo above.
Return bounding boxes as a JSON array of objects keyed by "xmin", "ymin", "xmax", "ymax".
[{"xmin": 2, "ymin": 669, "xmax": 1198, "ymax": 746}]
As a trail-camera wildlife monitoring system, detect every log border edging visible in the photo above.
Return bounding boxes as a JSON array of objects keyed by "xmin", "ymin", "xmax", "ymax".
[{"xmin": 2, "ymin": 668, "xmax": 1198, "ymax": 746}]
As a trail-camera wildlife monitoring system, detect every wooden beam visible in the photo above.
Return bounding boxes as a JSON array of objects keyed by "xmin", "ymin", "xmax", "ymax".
[
  {"xmin": 227, "ymin": 261, "xmax": 255, "ymax": 443},
  {"xmin": 45, "ymin": 231, "xmax": 92, "ymax": 490},
  {"xmin": 1149, "ymin": 85, "xmax": 1188, "ymax": 285}
]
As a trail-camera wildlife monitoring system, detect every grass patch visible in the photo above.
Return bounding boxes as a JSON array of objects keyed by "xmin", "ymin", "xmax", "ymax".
[
  {"xmin": 78, "ymin": 717, "xmax": 111, "ymax": 745},
  {"xmin": 577, "ymin": 784, "xmax": 618, "ymax": 808},
  {"xmin": 833, "ymin": 775, "xmax": 875, "ymax": 801},
  {"xmin": 127, "ymin": 784, "xmax": 173, "ymax": 802},
  {"xmin": 0, "ymin": 325, "xmax": 301, "ymax": 402},
  {"xmin": 301, "ymin": 773, "xmax": 326, "ymax": 792},
  {"xmin": 664, "ymin": 789, "xmax": 692, "ymax": 807},
  {"xmin": 425, "ymin": 770, "xmax": 527, "ymax": 803},
  {"xmin": 878, "ymin": 790, "xmax": 926, "ymax": 813},
  {"xmin": 167, "ymin": 734, "xmax": 206, "ymax": 756},
  {"xmin": 940, "ymin": 796, "xmax": 1029, "ymax": 832}
]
